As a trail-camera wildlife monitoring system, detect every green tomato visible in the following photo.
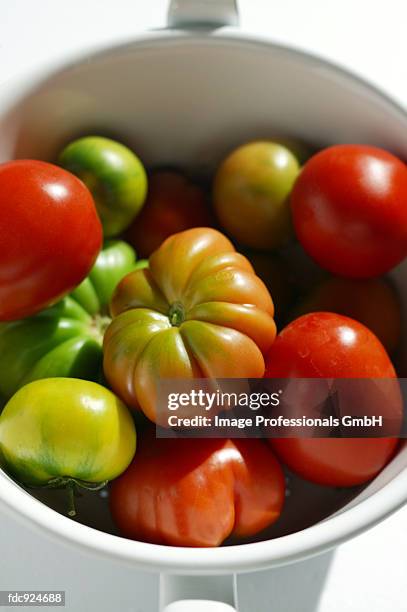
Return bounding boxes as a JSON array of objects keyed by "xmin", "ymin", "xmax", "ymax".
[
  {"xmin": 72, "ymin": 239, "xmax": 138, "ymax": 315},
  {"xmin": 0, "ymin": 240, "xmax": 137, "ymax": 399},
  {"xmin": 59, "ymin": 136, "xmax": 147, "ymax": 237},
  {"xmin": 0, "ymin": 378, "xmax": 136, "ymax": 513},
  {"xmin": 214, "ymin": 141, "xmax": 300, "ymax": 250}
]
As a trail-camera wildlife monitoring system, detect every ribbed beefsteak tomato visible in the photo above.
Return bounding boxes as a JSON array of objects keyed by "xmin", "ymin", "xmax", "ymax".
[
  {"xmin": 110, "ymin": 433, "xmax": 285, "ymax": 547},
  {"xmin": 103, "ymin": 228, "xmax": 277, "ymax": 423}
]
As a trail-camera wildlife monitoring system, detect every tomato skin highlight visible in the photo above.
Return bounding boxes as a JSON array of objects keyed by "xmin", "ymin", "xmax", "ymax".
[
  {"xmin": 126, "ymin": 170, "xmax": 213, "ymax": 258},
  {"xmin": 291, "ymin": 145, "xmax": 407, "ymax": 278},
  {"xmin": 0, "ymin": 241, "xmax": 138, "ymax": 398},
  {"xmin": 0, "ymin": 160, "xmax": 102, "ymax": 321},
  {"xmin": 265, "ymin": 312, "xmax": 401, "ymax": 487},
  {"xmin": 103, "ymin": 228, "xmax": 277, "ymax": 424},
  {"xmin": 110, "ymin": 433, "xmax": 285, "ymax": 547}
]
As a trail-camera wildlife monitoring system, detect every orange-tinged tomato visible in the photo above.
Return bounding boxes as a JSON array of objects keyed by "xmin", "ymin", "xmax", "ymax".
[
  {"xmin": 103, "ymin": 228, "xmax": 277, "ymax": 423},
  {"xmin": 110, "ymin": 433, "xmax": 285, "ymax": 547},
  {"xmin": 125, "ymin": 170, "xmax": 213, "ymax": 257}
]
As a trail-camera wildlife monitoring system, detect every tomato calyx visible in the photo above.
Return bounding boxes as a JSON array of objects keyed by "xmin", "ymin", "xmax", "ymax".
[
  {"xmin": 168, "ymin": 301, "xmax": 186, "ymax": 327},
  {"xmin": 31, "ymin": 476, "xmax": 108, "ymax": 517}
]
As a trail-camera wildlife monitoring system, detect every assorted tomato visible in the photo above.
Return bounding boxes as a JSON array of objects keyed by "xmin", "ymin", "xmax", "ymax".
[
  {"xmin": 0, "ymin": 133, "xmax": 406, "ymax": 546},
  {"xmin": 0, "ymin": 378, "xmax": 136, "ymax": 514},
  {"xmin": 0, "ymin": 160, "xmax": 102, "ymax": 320},
  {"xmin": 291, "ymin": 145, "xmax": 407, "ymax": 278},
  {"xmin": 214, "ymin": 141, "xmax": 300, "ymax": 250},
  {"xmin": 104, "ymin": 227, "xmax": 277, "ymax": 423},
  {"xmin": 59, "ymin": 136, "xmax": 147, "ymax": 237},
  {"xmin": 0, "ymin": 240, "xmax": 139, "ymax": 398},
  {"xmin": 289, "ymin": 276, "xmax": 402, "ymax": 354},
  {"xmin": 125, "ymin": 170, "xmax": 213, "ymax": 257},
  {"xmin": 110, "ymin": 433, "xmax": 285, "ymax": 547},
  {"xmin": 264, "ymin": 313, "xmax": 402, "ymax": 486}
]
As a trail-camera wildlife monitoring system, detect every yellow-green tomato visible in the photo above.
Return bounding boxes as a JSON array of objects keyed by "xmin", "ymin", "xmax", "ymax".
[
  {"xmin": 59, "ymin": 136, "xmax": 147, "ymax": 237},
  {"xmin": 214, "ymin": 141, "xmax": 300, "ymax": 250},
  {"xmin": 0, "ymin": 378, "xmax": 136, "ymax": 488}
]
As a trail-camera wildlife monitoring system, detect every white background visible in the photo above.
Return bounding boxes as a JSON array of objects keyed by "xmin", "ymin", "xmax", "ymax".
[{"xmin": 0, "ymin": 1, "xmax": 406, "ymax": 611}]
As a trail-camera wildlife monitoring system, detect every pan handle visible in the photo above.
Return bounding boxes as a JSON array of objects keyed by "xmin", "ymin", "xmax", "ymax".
[
  {"xmin": 167, "ymin": 0, "xmax": 239, "ymax": 28},
  {"xmin": 160, "ymin": 574, "xmax": 238, "ymax": 611}
]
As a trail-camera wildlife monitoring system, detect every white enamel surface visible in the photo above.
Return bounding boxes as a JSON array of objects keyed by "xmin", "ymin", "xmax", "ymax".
[
  {"xmin": 160, "ymin": 574, "xmax": 237, "ymax": 610},
  {"xmin": 1, "ymin": 33, "xmax": 406, "ymax": 167},
  {"xmin": 0, "ymin": 30, "xmax": 406, "ymax": 576}
]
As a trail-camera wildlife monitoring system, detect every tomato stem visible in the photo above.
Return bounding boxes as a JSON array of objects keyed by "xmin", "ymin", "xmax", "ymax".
[
  {"xmin": 168, "ymin": 301, "xmax": 185, "ymax": 326},
  {"xmin": 67, "ymin": 481, "xmax": 77, "ymax": 517},
  {"xmin": 27, "ymin": 477, "xmax": 109, "ymax": 518}
]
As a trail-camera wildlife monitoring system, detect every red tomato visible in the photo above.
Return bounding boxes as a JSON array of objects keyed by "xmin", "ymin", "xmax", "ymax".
[
  {"xmin": 291, "ymin": 145, "xmax": 407, "ymax": 278},
  {"xmin": 289, "ymin": 276, "xmax": 402, "ymax": 354},
  {"xmin": 126, "ymin": 171, "xmax": 212, "ymax": 257},
  {"xmin": 110, "ymin": 434, "xmax": 285, "ymax": 547},
  {"xmin": 0, "ymin": 160, "xmax": 102, "ymax": 320},
  {"xmin": 265, "ymin": 312, "xmax": 401, "ymax": 486}
]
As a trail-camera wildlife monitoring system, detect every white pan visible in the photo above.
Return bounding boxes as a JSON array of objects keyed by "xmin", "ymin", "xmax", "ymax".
[{"xmin": 0, "ymin": 1, "xmax": 406, "ymax": 610}]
